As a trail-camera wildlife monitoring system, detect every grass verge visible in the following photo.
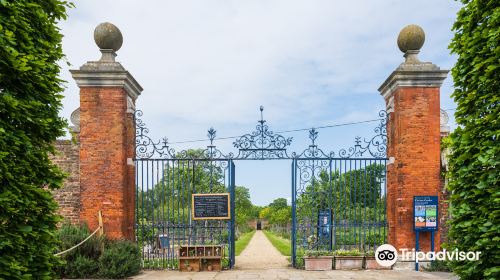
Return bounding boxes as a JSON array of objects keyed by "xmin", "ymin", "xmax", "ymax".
[
  {"xmin": 235, "ymin": 230, "xmax": 256, "ymax": 256},
  {"xmin": 263, "ymin": 230, "xmax": 291, "ymax": 256}
]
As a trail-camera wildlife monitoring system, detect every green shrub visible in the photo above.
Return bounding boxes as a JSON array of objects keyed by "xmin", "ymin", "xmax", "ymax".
[
  {"xmin": 56, "ymin": 223, "xmax": 103, "ymax": 260},
  {"xmin": 424, "ymin": 260, "xmax": 452, "ymax": 272},
  {"xmin": 304, "ymin": 250, "xmax": 334, "ymax": 257},
  {"xmin": 65, "ymin": 256, "xmax": 99, "ymax": 279},
  {"xmin": 56, "ymin": 224, "xmax": 141, "ymax": 279},
  {"xmin": 221, "ymin": 258, "xmax": 230, "ymax": 269},
  {"xmin": 56, "ymin": 223, "xmax": 103, "ymax": 278},
  {"xmin": 365, "ymin": 232, "xmax": 385, "ymax": 245},
  {"xmin": 334, "ymin": 249, "xmax": 363, "ymax": 256},
  {"xmin": 0, "ymin": 1, "xmax": 71, "ymax": 279},
  {"xmin": 217, "ymin": 231, "xmax": 229, "ymax": 244},
  {"xmin": 364, "ymin": 250, "xmax": 375, "ymax": 257},
  {"xmin": 295, "ymin": 257, "xmax": 305, "ymax": 269},
  {"xmin": 447, "ymin": 1, "xmax": 500, "ymax": 279},
  {"xmin": 98, "ymin": 240, "xmax": 141, "ymax": 279}
]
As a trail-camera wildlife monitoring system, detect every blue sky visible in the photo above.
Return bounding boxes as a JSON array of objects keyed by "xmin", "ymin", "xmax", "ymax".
[{"xmin": 58, "ymin": 0, "xmax": 462, "ymax": 206}]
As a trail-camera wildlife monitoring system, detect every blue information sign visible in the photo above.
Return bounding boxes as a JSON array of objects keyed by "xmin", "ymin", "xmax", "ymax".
[
  {"xmin": 158, "ymin": 234, "xmax": 169, "ymax": 249},
  {"xmin": 413, "ymin": 196, "xmax": 438, "ymax": 231},
  {"xmin": 317, "ymin": 210, "xmax": 332, "ymax": 239}
]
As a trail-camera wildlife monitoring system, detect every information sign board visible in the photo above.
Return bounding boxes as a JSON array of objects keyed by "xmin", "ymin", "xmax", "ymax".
[
  {"xmin": 192, "ymin": 193, "xmax": 231, "ymax": 220},
  {"xmin": 414, "ymin": 196, "xmax": 438, "ymax": 231},
  {"xmin": 318, "ymin": 209, "xmax": 332, "ymax": 239}
]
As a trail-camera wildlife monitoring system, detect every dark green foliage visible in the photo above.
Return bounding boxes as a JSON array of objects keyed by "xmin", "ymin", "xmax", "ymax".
[
  {"xmin": 65, "ymin": 256, "xmax": 98, "ymax": 279},
  {"xmin": 56, "ymin": 224, "xmax": 102, "ymax": 278},
  {"xmin": 56, "ymin": 224, "xmax": 141, "ymax": 279},
  {"xmin": 261, "ymin": 198, "xmax": 292, "ymax": 228},
  {"xmin": 424, "ymin": 260, "xmax": 452, "ymax": 272},
  {"xmin": 137, "ymin": 151, "xmax": 260, "ymax": 238},
  {"xmin": 98, "ymin": 240, "xmax": 141, "ymax": 279},
  {"xmin": 0, "ymin": 1, "xmax": 71, "ymax": 279},
  {"xmin": 296, "ymin": 164, "xmax": 386, "ymax": 224},
  {"xmin": 137, "ymin": 149, "xmax": 227, "ymax": 224},
  {"xmin": 56, "ymin": 223, "xmax": 103, "ymax": 260},
  {"xmin": 269, "ymin": 198, "xmax": 288, "ymax": 210},
  {"xmin": 235, "ymin": 186, "xmax": 254, "ymax": 232},
  {"xmin": 447, "ymin": 1, "xmax": 499, "ymax": 279}
]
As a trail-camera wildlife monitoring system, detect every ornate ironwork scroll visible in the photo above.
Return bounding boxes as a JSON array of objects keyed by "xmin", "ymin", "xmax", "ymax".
[
  {"xmin": 135, "ymin": 108, "xmax": 388, "ymax": 160},
  {"xmin": 293, "ymin": 110, "xmax": 388, "ymax": 159},
  {"xmin": 134, "ymin": 111, "xmax": 230, "ymax": 160},
  {"xmin": 135, "ymin": 110, "xmax": 172, "ymax": 159},
  {"xmin": 336, "ymin": 110, "xmax": 388, "ymax": 158},
  {"xmin": 232, "ymin": 106, "xmax": 292, "ymax": 159}
]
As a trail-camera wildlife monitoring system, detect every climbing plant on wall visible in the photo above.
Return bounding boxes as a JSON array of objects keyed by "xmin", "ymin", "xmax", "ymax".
[
  {"xmin": 0, "ymin": 1, "xmax": 72, "ymax": 279},
  {"xmin": 447, "ymin": 1, "xmax": 499, "ymax": 279}
]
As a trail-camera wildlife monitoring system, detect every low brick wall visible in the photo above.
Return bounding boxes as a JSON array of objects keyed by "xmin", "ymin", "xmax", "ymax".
[{"xmin": 51, "ymin": 138, "xmax": 80, "ymax": 224}]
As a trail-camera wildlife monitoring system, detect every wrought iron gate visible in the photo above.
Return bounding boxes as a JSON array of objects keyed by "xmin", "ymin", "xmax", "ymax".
[
  {"xmin": 290, "ymin": 113, "xmax": 388, "ymax": 267},
  {"xmin": 134, "ymin": 114, "xmax": 236, "ymax": 269},
  {"xmin": 134, "ymin": 108, "xmax": 388, "ymax": 269}
]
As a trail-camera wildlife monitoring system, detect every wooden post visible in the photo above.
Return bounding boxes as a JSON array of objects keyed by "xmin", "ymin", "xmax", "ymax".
[
  {"xmin": 98, "ymin": 210, "xmax": 105, "ymax": 252},
  {"xmin": 98, "ymin": 210, "xmax": 104, "ymax": 237}
]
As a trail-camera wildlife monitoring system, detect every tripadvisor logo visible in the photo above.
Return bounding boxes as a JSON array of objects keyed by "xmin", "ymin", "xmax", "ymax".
[
  {"xmin": 375, "ymin": 243, "xmax": 482, "ymax": 267},
  {"xmin": 375, "ymin": 244, "xmax": 398, "ymax": 267},
  {"xmin": 400, "ymin": 248, "xmax": 482, "ymax": 263}
]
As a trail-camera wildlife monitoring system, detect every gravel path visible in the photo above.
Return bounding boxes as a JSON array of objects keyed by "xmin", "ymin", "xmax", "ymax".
[{"xmin": 235, "ymin": 230, "xmax": 289, "ymax": 270}]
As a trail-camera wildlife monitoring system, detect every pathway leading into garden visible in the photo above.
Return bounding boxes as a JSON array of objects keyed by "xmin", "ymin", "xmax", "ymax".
[
  {"xmin": 131, "ymin": 231, "xmax": 458, "ymax": 279},
  {"xmin": 235, "ymin": 230, "xmax": 289, "ymax": 270}
]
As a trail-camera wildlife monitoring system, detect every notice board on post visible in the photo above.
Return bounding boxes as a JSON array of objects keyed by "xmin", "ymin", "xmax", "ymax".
[
  {"xmin": 317, "ymin": 209, "xmax": 332, "ymax": 239},
  {"xmin": 192, "ymin": 193, "xmax": 231, "ymax": 220},
  {"xmin": 413, "ymin": 196, "xmax": 438, "ymax": 231}
]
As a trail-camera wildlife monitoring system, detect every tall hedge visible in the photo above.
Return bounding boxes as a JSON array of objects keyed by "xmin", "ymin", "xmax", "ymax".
[
  {"xmin": 0, "ymin": 1, "xmax": 71, "ymax": 279},
  {"xmin": 447, "ymin": 1, "xmax": 499, "ymax": 279}
]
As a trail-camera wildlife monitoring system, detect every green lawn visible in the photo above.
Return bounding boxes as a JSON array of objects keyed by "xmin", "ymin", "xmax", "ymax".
[
  {"xmin": 235, "ymin": 230, "xmax": 256, "ymax": 256},
  {"xmin": 263, "ymin": 230, "xmax": 291, "ymax": 256}
]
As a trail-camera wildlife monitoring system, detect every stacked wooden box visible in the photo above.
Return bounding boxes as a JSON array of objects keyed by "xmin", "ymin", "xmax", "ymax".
[{"xmin": 179, "ymin": 245, "xmax": 223, "ymax": 272}]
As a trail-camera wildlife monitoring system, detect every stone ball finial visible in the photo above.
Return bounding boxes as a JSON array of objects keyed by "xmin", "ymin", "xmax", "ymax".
[
  {"xmin": 94, "ymin": 22, "xmax": 123, "ymax": 52},
  {"xmin": 397, "ymin": 24, "xmax": 425, "ymax": 53}
]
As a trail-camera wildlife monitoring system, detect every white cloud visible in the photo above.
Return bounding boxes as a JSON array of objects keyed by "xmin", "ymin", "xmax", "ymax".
[
  {"xmin": 58, "ymin": 0, "xmax": 461, "ymax": 144},
  {"xmin": 57, "ymin": 1, "xmax": 463, "ymax": 204}
]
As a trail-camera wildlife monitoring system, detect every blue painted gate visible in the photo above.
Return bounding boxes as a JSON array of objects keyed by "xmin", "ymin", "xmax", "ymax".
[{"xmin": 134, "ymin": 107, "xmax": 388, "ymax": 269}]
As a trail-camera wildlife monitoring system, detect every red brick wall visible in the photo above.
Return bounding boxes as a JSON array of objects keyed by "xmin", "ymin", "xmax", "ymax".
[
  {"xmin": 52, "ymin": 139, "xmax": 81, "ymax": 225},
  {"xmin": 79, "ymin": 86, "xmax": 135, "ymax": 240},
  {"xmin": 386, "ymin": 87, "xmax": 441, "ymax": 251},
  {"xmin": 125, "ymin": 104, "xmax": 136, "ymax": 239}
]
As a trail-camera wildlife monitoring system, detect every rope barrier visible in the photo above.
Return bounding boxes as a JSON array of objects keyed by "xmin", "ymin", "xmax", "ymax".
[{"xmin": 54, "ymin": 226, "xmax": 102, "ymax": 256}]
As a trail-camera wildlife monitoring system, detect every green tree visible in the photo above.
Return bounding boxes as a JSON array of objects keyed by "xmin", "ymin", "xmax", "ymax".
[
  {"xmin": 446, "ymin": 1, "xmax": 500, "ymax": 279},
  {"xmin": 269, "ymin": 207, "xmax": 291, "ymax": 225},
  {"xmin": 295, "ymin": 164, "xmax": 386, "ymax": 220},
  {"xmin": 137, "ymin": 149, "xmax": 227, "ymax": 222},
  {"xmin": 250, "ymin": 205, "xmax": 263, "ymax": 219},
  {"xmin": 234, "ymin": 186, "xmax": 253, "ymax": 228},
  {"xmin": 269, "ymin": 198, "xmax": 288, "ymax": 210},
  {"xmin": 259, "ymin": 207, "xmax": 270, "ymax": 220},
  {"xmin": 261, "ymin": 198, "xmax": 291, "ymax": 227},
  {"xmin": 235, "ymin": 186, "xmax": 252, "ymax": 216},
  {"xmin": 0, "ymin": 1, "xmax": 71, "ymax": 279}
]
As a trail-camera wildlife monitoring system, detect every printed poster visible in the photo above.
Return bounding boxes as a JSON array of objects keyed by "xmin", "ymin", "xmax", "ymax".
[{"xmin": 413, "ymin": 196, "xmax": 438, "ymax": 231}]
